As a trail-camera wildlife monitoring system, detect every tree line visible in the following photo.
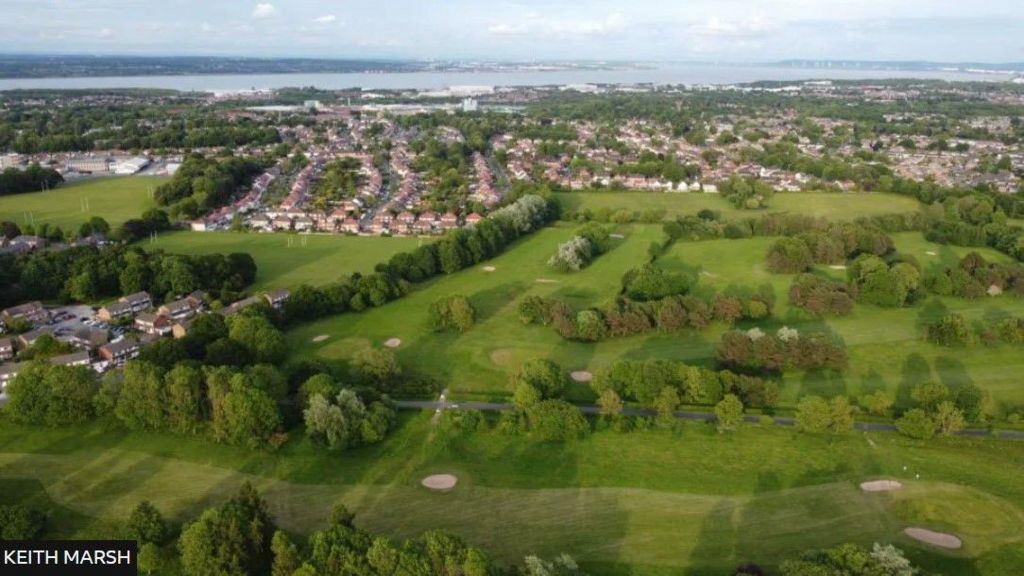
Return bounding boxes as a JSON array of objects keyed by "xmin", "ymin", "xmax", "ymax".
[
  {"xmin": 0, "ymin": 163, "xmax": 63, "ymax": 196},
  {"xmin": 154, "ymin": 153, "xmax": 268, "ymax": 220}
]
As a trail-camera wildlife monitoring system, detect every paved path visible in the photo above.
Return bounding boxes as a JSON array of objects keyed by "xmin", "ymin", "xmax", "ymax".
[{"xmin": 395, "ymin": 400, "xmax": 1024, "ymax": 440}]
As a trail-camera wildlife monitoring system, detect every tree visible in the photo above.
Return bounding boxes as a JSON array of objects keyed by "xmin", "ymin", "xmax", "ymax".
[
  {"xmin": 896, "ymin": 409, "xmax": 937, "ymax": 440},
  {"xmin": 715, "ymin": 394, "xmax": 744, "ymax": 432},
  {"xmin": 766, "ymin": 237, "xmax": 813, "ymax": 274},
  {"xmin": 861, "ymin": 390, "xmax": 893, "ymax": 417},
  {"xmin": 137, "ymin": 543, "xmax": 161, "ymax": 576},
  {"xmin": 795, "ymin": 396, "xmax": 831, "ymax": 433},
  {"xmin": 115, "ymin": 361, "xmax": 166, "ymax": 431},
  {"xmin": 597, "ymin": 389, "xmax": 624, "ymax": 417},
  {"xmin": 126, "ymin": 501, "xmax": 169, "ymax": 545},
  {"xmin": 934, "ymin": 401, "xmax": 966, "ymax": 436},
  {"xmin": 0, "ymin": 504, "xmax": 46, "ymax": 540},
  {"xmin": 351, "ymin": 347, "xmax": 401, "ymax": 389},
  {"xmin": 829, "ymin": 396, "xmax": 855, "ymax": 433},
  {"xmin": 212, "ymin": 381, "xmax": 281, "ymax": 449},
  {"xmin": 527, "ymin": 400, "xmax": 589, "ymax": 442},
  {"xmin": 510, "ymin": 359, "xmax": 567, "ymax": 399},
  {"xmin": 271, "ymin": 531, "xmax": 301, "ymax": 576},
  {"xmin": 428, "ymin": 295, "xmax": 476, "ymax": 332},
  {"xmin": 654, "ymin": 386, "xmax": 681, "ymax": 426},
  {"xmin": 178, "ymin": 482, "xmax": 276, "ymax": 576},
  {"xmin": 513, "ymin": 382, "xmax": 542, "ymax": 411},
  {"xmin": 304, "ymin": 393, "xmax": 350, "ymax": 450},
  {"xmin": 911, "ymin": 382, "xmax": 948, "ymax": 411}
]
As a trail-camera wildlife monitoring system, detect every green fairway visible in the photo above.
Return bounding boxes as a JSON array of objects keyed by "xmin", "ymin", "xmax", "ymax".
[
  {"xmin": 655, "ymin": 232, "xmax": 1024, "ymax": 407},
  {"xmin": 557, "ymin": 190, "xmax": 923, "ymax": 221},
  {"xmin": 288, "ymin": 223, "xmax": 715, "ymax": 400},
  {"xmin": 146, "ymin": 231, "xmax": 428, "ymax": 290},
  {"xmin": 0, "ymin": 417, "xmax": 1021, "ymax": 575},
  {"xmin": 0, "ymin": 176, "xmax": 162, "ymax": 231}
]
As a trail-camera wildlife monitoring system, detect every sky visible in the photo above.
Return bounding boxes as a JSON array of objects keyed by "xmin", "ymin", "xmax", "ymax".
[{"xmin": 1, "ymin": 0, "xmax": 1023, "ymax": 63}]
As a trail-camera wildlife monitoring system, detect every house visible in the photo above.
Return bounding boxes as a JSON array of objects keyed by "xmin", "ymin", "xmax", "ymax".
[
  {"xmin": 263, "ymin": 289, "xmax": 290, "ymax": 309},
  {"xmin": 2, "ymin": 301, "xmax": 48, "ymax": 325},
  {"xmin": 0, "ymin": 337, "xmax": 12, "ymax": 361},
  {"xmin": 185, "ymin": 291, "xmax": 206, "ymax": 310},
  {"xmin": 222, "ymin": 296, "xmax": 262, "ymax": 316},
  {"xmin": 396, "ymin": 211, "xmax": 416, "ymax": 225},
  {"xmin": 294, "ymin": 216, "xmax": 315, "ymax": 231},
  {"xmin": 158, "ymin": 298, "xmax": 198, "ymax": 321},
  {"xmin": 99, "ymin": 337, "xmax": 141, "ymax": 366},
  {"xmin": 120, "ymin": 291, "xmax": 153, "ymax": 313},
  {"xmin": 50, "ymin": 351, "xmax": 91, "ymax": 368},
  {"xmin": 0, "ymin": 362, "xmax": 24, "ymax": 389},
  {"xmin": 18, "ymin": 327, "xmax": 53, "ymax": 349},
  {"xmin": 134, "ymin": 312, "xmax": 172, "ymax": 336},
  {"xmin": 171, "ymin": 318, "xmax": 193, "ymax": 339},
  {"xmin": 97, "ymin": 301, "xmax": 133, "ymax": 322},
  {"xmin": 440, "ymin": 212, "xmax": 459, "ymax": 228},
  {"xmin": 272, "ymin": 215, "xmax": 293, "ymax": 230},
  {"xmin": 464, "ymin": 213, "xmax": 483, "ymax": 226},
  {"xmin": 7, "ymin": 236, "xmax": 47, "ymax": 252},
  {"xmin": 67, "ymin": 327, "xmax": 108, "ymax": 350},
  {"xmin": 250, "ymin": 214, "xmax": 273, "ymax": 231}
]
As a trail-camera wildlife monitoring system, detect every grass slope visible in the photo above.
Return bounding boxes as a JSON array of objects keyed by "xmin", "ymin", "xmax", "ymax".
[
  {"xmin": 557, "ymin": 190, "xmax": 922, "ymax": 221},
  {"xmin": 0, "ymin": 176, "xmax": 162, "ymax": 230},
  {"xmin": 146, "ymin": 232, "xmax": 428, "ymax": 291},
  {"xmin": 0, "ymin": 416, "xmax": 1021, "ymax": 575}
]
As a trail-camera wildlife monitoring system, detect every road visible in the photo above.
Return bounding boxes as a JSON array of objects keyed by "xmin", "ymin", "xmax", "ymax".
[{"xmin": 395, "ymin": 400, "xmax": 1024, "ymax": 440}]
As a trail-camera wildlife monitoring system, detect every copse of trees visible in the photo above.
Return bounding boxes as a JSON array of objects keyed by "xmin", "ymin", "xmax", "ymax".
[
  {"xmin": 788, "ymin": 273, "xmax": 857, "ymax": 316},
  {"xmin": 621, "ymin": 264, "xmax": 697, "ymax": 301},
  {"xmin": 303, "ymin": 388, "xmax": 397, "ymax": 450},
  {"xmin": 847, "ymin": 254, "xmax": 920, "ymax": 307},
  {"xmin": 766, "ymin": 222, "xmax": 896, "ymax": 274},
  {"xmin": 662, "ymin": 210, "xmax": 922, "ymax": 245},
  {"xmin": 592, "ymin": 358, "xmax": 779, "ymax": 409},
  {"xmin": 778, "ymin": 542, "xmax": 923, "ymax": 576},
  {"xmin": 716, "ymin": 327, "xmax": 848, "ymax": 374},
  {"xmin": 0, "ymin": 242, "xmax": 256, "ymax": 307},
  {"xmin": 924, "ymin": 251, "xmax": 1024, "ymax": 299},
  {"xmin": 718, "ymin": 175, "xmax": 775, "ymax": 209},
  {"xmin": 547, "ymin": 223, "xmax": 610, "ymax": 273},
  {"xmin": 427, "ymin": 294, "xmax": 476, "ymax": 332},
  {"xmin": 0, "ymin": 163, "xmax": 63, "ymax": 196},
  {"xmin": 154, "ymin": 153, "xmax": 267, "ymax": 219}
]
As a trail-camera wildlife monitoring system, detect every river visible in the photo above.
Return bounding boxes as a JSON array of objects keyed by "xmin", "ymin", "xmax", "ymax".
[{"xmin": 0, "ymin": 63, "xmax": 1009, "ymax": 92}]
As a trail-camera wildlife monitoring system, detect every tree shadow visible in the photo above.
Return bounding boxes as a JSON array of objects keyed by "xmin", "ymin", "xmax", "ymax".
[
  {"xmin": 897, "ymin": 353, "xmax": 932, "ymax": 411},
  {"xmin": 798, "ymin": 369, "xmax": 848, "ymax": 399},
  {"xmin": 934, "ymin": 355, "xmax": 973, "ymax": 396}
]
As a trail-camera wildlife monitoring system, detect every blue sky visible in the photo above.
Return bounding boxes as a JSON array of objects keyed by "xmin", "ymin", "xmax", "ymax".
[{"xmin": 2, "ymin": 0, "xmax": 1022, "ymax": 62}]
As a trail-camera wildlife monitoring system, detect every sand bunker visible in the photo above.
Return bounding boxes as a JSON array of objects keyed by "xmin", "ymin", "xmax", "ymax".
[
  {"xmin": 609, "ymin": 233, "xmax": 625, "ymax": 239},
  {"xmin": 860, "ymin": 479, "xmax": 902, "ymax": 492},
  {"xmin": 904, "ymin": 527, "xmax": 962, "ymax": 549},
  {"xmin": 536, "ymin": 278, "xmax": 559, "ymax": 284},
  {"xmin": 312, "ymin": 334, "xmax": 330, "ymax": 343},
  {"xmin": 383, "ymin": 338, "xmax": 402, "ymax": 348},
  {"xmin": 571, "ymin": 371, "xmax": 593, "ymax": 382},
  {"xmin": 700, "ymin": 271, "xmax": 719, "ymax": 278},
  {"xmin": 829, "ymin": 265, "xmax": 848, "ymax": 270},
  {"xmin": 926, "ymin": 251, "xmax": 938, "ymax": 256},
  {"xmin": 483, "ymin": 266, "xmax": 496, "ymax": 272},
  {"xmin": 421, "ymin": 474, "xmax": 458, "ymax": 491}
]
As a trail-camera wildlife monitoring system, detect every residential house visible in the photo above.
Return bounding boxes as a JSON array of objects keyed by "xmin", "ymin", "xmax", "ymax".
[
  {"xmin": 294, "ymin": 216, "xmax": 315, "ymax": 231},
  {"xmin": 99, "ymin": 337, "xmax": 141, "ymax": 366},
  {"xmin": 134, "ymin": 312, "xmax": 172, "ymax": 336},
  {"xmin": 50, "ymin": 351, "xmax": 91, "ymax": 368},
  {"xmin": 97, "ymin": 301, "xmax": 134, "ymax": 322},
  {"xmin": 2, "ymin": 301, "xmax": 49, "ymax": 325},
  {"xmin": 464, "ymin": 213, "xmax": 483, "ymax": 226},
  {"xmin": 67, "ymin": 327, "xmax": 108, "ymax": 350},
  {"xmin": 263, "ymin": 289, "xmax": 290, "ymax": 310},
  {"xmin": 121, "ymin": 291, "xmax": 153, "ymax": 313},
  {"xmin": 0, "ymin": 362, "xmax": 24, "ymax": 390},
  {"xmin": 158, "ymin": 298, "xmax": 198, "ymax": 321},
  {"xmin": 18, "ymin": 327, "xmax": 53, "ymax": 349},
  {"xmin": 171, "ymin": 318, "xmax": 193, "ymax": 339},
  {"xmin": 222, "ymin": 296, "xmax": 262, "ymax": 316},
  {"xmin": 0, "ymin": 337, "xmax": 12, "ymax": 361}
]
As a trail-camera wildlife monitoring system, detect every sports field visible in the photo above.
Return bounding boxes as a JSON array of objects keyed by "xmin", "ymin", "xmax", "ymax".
[
  {"xmin": 557, "ymin": 190, "xmax": 923, "ymax": 220},
  {"xmin": 0, "ymin": 416, "xmax": 1021, "ymax": 575},
  {"xmin": 147, "ymin": 231, "xmax": 429, "ymax": 291},
  {"xmin": 0, "ymin": 176, "xmax": 162, "ymax": 230}
]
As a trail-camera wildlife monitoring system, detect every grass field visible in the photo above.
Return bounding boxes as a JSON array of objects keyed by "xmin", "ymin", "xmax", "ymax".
[
  {"xmin": 655, "ymin": 232, "xmax": 1024, "ymax": 408},
  {"xmin": 288, "ymin": 222, "xmax": 1024, "ymax": 409},
  {"xmin": 0, "ymin": 176, "xmax": 162, "ymax": 231},
  {"xmin": 0, "ymin": 416, "xmax": 1021, "ymax": 575},
  {"xmin": 146, "ymin": 231, "xmax": 429, "ymax": 291},
  {"xmin": 557, "ymin": 190, "xmax": 923, "ymax": 221}
]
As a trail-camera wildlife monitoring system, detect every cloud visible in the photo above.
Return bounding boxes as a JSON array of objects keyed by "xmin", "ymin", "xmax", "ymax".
[
  {"xmin": 488, "ymin": 12, "xmax": 627, "ymax": 39},
  {"xmin": 251, "ymin": 3, "xmax": 276, "ymax": 19},
  {"xmin": 97, "ymin": 27, "xmax": 114, "ymax": 38},
  {"xmin": 200, "ymin": 21, "xmax": 216, "ymax": 33},
  {"xmin": 314, "ymin": 15, "xmax": 336, "ymax": 24}
]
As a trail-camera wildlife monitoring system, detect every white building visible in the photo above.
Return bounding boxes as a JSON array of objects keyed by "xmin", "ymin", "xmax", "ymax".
[
  {"xmin": 114, "ymin": 156, "xmax": 150, "ymax": 175},
  {"xmin": 462, "ymin": 98, "xmax": 479, "ymax": 113}
]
